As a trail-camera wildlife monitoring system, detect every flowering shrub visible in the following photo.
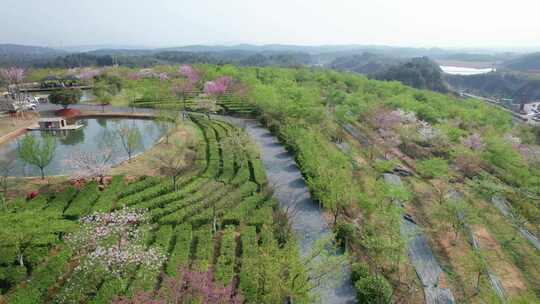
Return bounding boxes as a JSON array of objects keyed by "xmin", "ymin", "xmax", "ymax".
[
  {"xmin": 113, "ymin": 266, "xmax": 242, "ymax": 304},
  {"xmin": 55, "ymin": 208, "xmax": 165, "ymax": 303},
  {"xmin": 26, "ymin": 191, "xmax": 38, "ymax": 200},
  {"xmin": 66, "ymin": 208, "xmax": 164, "ymax": 274}
]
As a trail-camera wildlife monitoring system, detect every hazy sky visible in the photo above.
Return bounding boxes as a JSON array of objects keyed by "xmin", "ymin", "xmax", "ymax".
[{"xmin": 2, "ymin": 0, "xmax": 540, "ymax": 49}]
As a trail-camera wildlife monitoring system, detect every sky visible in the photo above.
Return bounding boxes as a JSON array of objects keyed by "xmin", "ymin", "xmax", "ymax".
[{"xmin": 2, "ymin": 0, "xmax": 540, "ymax": 49}]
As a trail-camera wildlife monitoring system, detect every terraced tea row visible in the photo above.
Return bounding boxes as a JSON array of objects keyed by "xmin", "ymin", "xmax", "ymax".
[{"xmin": 3, "ymin": 115, "xmax": 301, "ymax": 304}]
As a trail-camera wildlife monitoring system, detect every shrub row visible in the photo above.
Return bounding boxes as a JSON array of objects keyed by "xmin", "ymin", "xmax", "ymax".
[
  {"xmin": 222, "ymin": 194, "xmax": 267, "ymax": 226},
  {"xmin": 92, "ymin": 176, "xmax": 124, "ymax": 212},
  {"xmin": 238, "ymin": 226, "xmax": 259, "ymax": 302},
  {"xmin": 165, "ymin": 224, "xmax": 193, "ymax": 276},
  {"xmin": 130, "ymin": 178, "xmax": 208, "ymax": 211},
  {"xmin": 350, "ymin": 263, "xmax": 392, "ymax": 304},
  {"xmin": 63, "ymin": 182, "xmax": 100, "ymax": 218},
  {"xmin": 89, "ymin": 276, "xmax": 128, "ymax": 304},
  {"xmin": 251, "ymin": 159, "xmax": 267, "ymax": 186},
  {"xmin": 193, "ymin": 229, "xmax": 214, "ymax": 272},
  {"xmin": 26, "ymin": 194, "xmax": 50, "ymax": 210},
  {"xmin": 156, "ymin": 185, "xmax": 231, "ymax": 225},
  {"xmin": 117, "ymin": 176, "xmax": 160, "ymax": 198},
  {"xmin": 214, "ymin": 227, "xmax": 237, "ymax": 285},
  {"xmin": 8, "ymin": 247, "xmax": 73, "ymax": 304},
  {"xmin": 188, "ymin": 182, "xmax": 258, "ymax": 228},
  {"xmin": 44, "ymin": 186, "xmax": 77, "ymax": 213},
  {"xmin": 154, "ymin": 225, "xmax": 173, "ymax": 251},
  {"xmin": 117, "ymin": 180, "xmax": 172, "ymax": 207},
  {"xmin": 247, "ymin": 206, "xmax": 274, "ymax": 230}
]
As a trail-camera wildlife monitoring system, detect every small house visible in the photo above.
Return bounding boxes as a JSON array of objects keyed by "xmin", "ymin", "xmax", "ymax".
[
  {"xmin": 39, "ymin": 117, "xmax": 67, "ymax": 129},
  {"xmin": 28, "ymin": 117, "xmax": 83, "ymax": 131}
]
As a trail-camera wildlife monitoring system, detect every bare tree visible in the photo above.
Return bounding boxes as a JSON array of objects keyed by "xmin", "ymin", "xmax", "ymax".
[
  {"xmin": 0, "ymin": 158, "xmax": 15, "ymax": 196},
  {"xmin": 64, "ymin": 148, "xmax": 113, "ymax": 184},
  {"xmin": 151, "ymin": 139, "xmax": 196, "ymax": 191},
  {"xmin": 116, "ymin": 123, "xmax": 143, "ymax": 162}
]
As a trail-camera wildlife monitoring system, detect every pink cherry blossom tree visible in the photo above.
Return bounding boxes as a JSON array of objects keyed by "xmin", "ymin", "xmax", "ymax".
[
  {"xmin": 462, "ymin": 133, "xmax": 484, "ymax": 151},
  {"xmin": 0, "ymin": 67, "xmax": 25, "ymax": 85},
  {"xmin": 204, "ymin": 76, "xmax": 233, "ymax": 97},
  {"xmin": 179, "ymin": 65, "xmax": 201, "ymax": 84}
]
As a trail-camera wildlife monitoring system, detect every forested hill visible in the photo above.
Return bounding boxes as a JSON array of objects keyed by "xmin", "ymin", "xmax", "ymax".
[
  {"xmin": 0, "ymin": 44, "xmax": 65, "ymax": 67},
  {"xmin": 374, "ymin": 57, "xmax": 448, "ymax": 93}
]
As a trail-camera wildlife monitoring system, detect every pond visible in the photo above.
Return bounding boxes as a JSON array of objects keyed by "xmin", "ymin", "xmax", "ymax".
[
  {"xmin": 440, "ymin": 65, "xmax": 495, "ymax": 75},
  {"xmin": 0, "ymin": 118, "xmax": 164, "ymax": 177}
]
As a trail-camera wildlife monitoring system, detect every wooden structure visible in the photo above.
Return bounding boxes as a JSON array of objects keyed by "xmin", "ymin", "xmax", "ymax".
[{"xmin": 28, "ymin": 117, "xmax": 83, "ymax": 131}]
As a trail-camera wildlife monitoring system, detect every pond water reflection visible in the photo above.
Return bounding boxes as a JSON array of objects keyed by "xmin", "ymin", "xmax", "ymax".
[{"xmin": 0, "ymin": 118, "xmax": 164, "ymax": 177}]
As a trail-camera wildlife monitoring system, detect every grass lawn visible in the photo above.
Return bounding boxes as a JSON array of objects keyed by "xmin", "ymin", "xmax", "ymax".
[{"xmin": 110, "ymin": 120, "xmax": 199, "ymax": 176}]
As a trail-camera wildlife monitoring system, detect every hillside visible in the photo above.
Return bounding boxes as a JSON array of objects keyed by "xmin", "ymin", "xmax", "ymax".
[
  {"xmin": 513, "ymin": 79, "xmax": 540, "ymax": 103},
  {"xmin": 2, "ymin": 63, "xmax": 540, "ymax": 303},
  {"xmin": 326, "ymin": 52, "xmax": 402, "ymax": 74},
  {"xmin": 445, "ymin": 72, "xmax": 527, "ymax": 98},
  {"xmin": 0, "ymin": 44, "xmax": 65, "ymax": 67},
  {"xmin": 504, "ymin": 52, "xmax": 540, "ymax": 72}
]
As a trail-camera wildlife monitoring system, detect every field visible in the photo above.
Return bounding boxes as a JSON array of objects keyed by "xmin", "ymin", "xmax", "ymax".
[
  {"xmin": 2, "ymin": 63, "xmax": 540, "ymax": 303},
  {"xmin": 0, "ymin": 114, "xmax": 311, "ymax": 304}
]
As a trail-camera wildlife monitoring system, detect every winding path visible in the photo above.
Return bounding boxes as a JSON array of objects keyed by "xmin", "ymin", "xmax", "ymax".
[
  {"xmin": 223, "ymin": 116, "xmax": 357, "ymax": 304},
  {"xmin": 37, "ymin": 104, "xmax": 357, "ymax": 303}
]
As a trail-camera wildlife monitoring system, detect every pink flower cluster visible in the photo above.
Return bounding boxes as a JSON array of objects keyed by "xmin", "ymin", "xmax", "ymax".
[
  {"xmin": 113, "ymin": 267, "xmax": 242, "ymax": 304},
  {"xmin": 179, "ymin": 64, "xmax": 201, "ymax": 83},
  {"xmin": 0, "ymin": 67, "xmax": 25, "ymax": 84},
  {"xmin": 67, "ymin": 208, "xmax": 148, "ymax": 252},
  {"xmin": 373, "ymin": 110, "xmax": 403, "ymax": 130},
  {"xmin": 204, "ymin": 76, "xmax": 232, "ymax": 96}
]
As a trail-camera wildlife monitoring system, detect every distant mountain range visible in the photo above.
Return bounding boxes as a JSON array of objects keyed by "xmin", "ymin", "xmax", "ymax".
[{"xmin": 2, "ymin": 43, "xmax": 540, "ymax": 101}]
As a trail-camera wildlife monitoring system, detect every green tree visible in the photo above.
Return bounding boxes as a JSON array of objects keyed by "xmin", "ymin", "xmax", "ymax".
[
  {"xmin": 435, "ymin": 199, "xmax": 471, "ymax": 244},
  {"xmin": 354, "ymin": 274, "xmax": 393, "ymax": 304},
  {"xmin": 416, "ymin": 157, "xmax": 449, "ymax": 179},
  {"xmin": 18, "ymin": 134, "xmax": 57, "ymax": 179},
  {"xmin": 48, "ymin": 88, "xmax": 82, "ymax": 109}
]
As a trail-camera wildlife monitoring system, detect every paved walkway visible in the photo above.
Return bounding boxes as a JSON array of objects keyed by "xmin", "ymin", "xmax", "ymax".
[
  {"xmin": 384, "ymin": 173, "xmax": 455, "ymax": 304},
  {"xmin": 223, "ymin": 116, "xmax": 356, "ymax": 304}
]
